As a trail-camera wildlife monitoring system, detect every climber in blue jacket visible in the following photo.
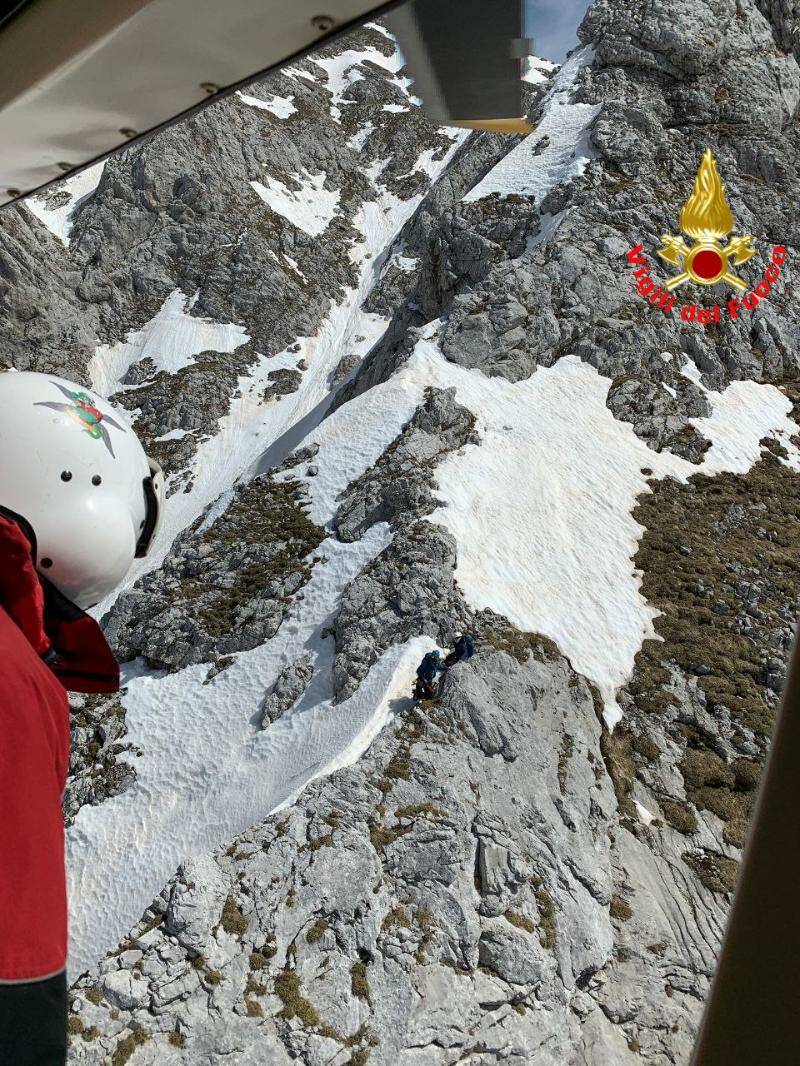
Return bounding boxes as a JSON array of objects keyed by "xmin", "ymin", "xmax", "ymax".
[{"xmin": 415, "ymin": 649, "xmax": 446, "ymax": 700}]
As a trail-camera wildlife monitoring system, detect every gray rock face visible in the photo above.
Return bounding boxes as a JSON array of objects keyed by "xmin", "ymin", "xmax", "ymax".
[
  {"xmin": 341, "ymin": 0, "xmax": 800, "ymax": 457},
  {"xmin": 331, "ymin": 387, "xmax": 480, "ymax": 701},
  {"xmin": 115, "ymin": 348, "xmax": 259, "ymax": 495},
  {"xmin": 2, "ymin": 23, "xmax": 466, "ymax": 494},
  {"xmin": 63, "ymin": 693, "xmax": 138, "ymax": 826},
  {"xmin": 0, "ymin": 212, "xmax": 96, "ymax": 377},
  {"xmin": 334, "ymin": 522, "xmax": 471, "ymax": 701},
  {"xmin": 103, "ymin": 475, "xmax": 324, "ymax": 671},
  {"xmin": 67, "ymin": 646, "xmax": 633, "ymax": 1065},
  {"xmin": 605, "ymin": 365, "xmax": 712, "ymax": 462},
  {"xmin": 334, "ymin": 386, "xmax": 478, "ymax": 542},
  {"xmin": 261, "ymin": 654, "xmax": 314, "ymax": 727},
  {"xmin": 262, "ymin": 366, "xmax": 302, "ymax": 403}
]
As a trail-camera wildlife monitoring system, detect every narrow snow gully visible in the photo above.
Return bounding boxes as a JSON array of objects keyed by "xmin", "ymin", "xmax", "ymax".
[
  {"xmin": 68, "ymin": 138, "xmax": 467, "ymax": 977},
  {"xmin": 93, "ymin": 133, "xmax": 467, "ymax": 619},
  {"xmin": 463, "ymin": 47, "xmax": 599, "ymax": 205}
]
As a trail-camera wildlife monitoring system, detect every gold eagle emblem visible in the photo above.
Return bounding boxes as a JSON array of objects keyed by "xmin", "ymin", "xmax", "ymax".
[{"xmin": 658, "ymin": 149, "xmax": 755, "ymax": 291}]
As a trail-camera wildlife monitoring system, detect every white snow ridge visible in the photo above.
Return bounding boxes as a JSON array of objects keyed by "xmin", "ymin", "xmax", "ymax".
[
  {"xmin": 24, "ymin": 162, "xmax": 106, "ymax": 244},
  {"xmin": 236, "ymin": 90, "xmax": 297, "ymax": 119}
]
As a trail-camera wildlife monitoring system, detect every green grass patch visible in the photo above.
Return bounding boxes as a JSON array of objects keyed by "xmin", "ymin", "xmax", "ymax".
[
  {"xmin": 683, "ymin": 850, "xmax": 739, "ymax": 894},
  {"xmin": 382, "ymin": 905, "xmax": 410, "ymax": 930},
  {"xmin": 220, "ymin": 896, "xmax": 248, "ymax": 936},
  {"xmin": 558, "ymin": 733, "xmax": 574, "ymax": 793},
  {"xmin": 67, "ymin": 1015, "xmax": 84, "ymax": 1037},
  {"xmin": 661, "ymin": 799, "xmax": 698, "ymax": 834},
  {"xmin": 504, "ymin": 910, "xmax": 536, "ymax": 934},
  {"xmin": 535, "ymin": 886, "xmax": 557, "ymax": 949},
  {"xmin": 111, "ymin": 1029, "xmax": 148, "ymax": 1066},
  {"xmin": 274, "ymin": 971, "xmax": 319, "ymax": 1028},
  {"xmin": 306, "ymin": 918, "xmax": 329, "ymax": 944},
  {"xmin": 622, "ymin": 454, "xmax": 800, "ymax": 877},
  {"xmin": 351, "ymin": 960, "xmax": 370, "ymax": 1000}
]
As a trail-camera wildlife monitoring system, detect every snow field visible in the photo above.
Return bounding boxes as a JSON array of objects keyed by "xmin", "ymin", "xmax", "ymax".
[
  {"xmin": 464, "ymin": 47, "xmax": 600, "ymax": 204},
  {"xmin": 88, "ymin": 290, "xmax": 249, "ymax": 396},
  {"xmin": 354, "ymin": 336, "xmax": 800, "ymax": 728},
  {"xmin": 283, "ymin": 331, "xmax": 799, "ymax": 730}
]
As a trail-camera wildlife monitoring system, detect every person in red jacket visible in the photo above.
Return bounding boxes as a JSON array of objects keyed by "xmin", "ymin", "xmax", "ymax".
[{"xmin": 0, "ymin": 371, "xmax": 164, "ymax": 1065}]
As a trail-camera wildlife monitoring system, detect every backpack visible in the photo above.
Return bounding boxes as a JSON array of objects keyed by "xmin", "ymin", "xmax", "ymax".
[{"xmin": 456, "ymin": 634, "xmax": 475, "ymax": 660}]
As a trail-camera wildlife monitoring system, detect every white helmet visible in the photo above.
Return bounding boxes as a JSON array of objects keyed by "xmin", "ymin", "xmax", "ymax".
[{"xmin": 0, "ymin": 371, "xmax": 164, "ymax": 609}]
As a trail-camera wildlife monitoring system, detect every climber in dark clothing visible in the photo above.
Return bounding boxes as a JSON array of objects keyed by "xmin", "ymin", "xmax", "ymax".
[
  {"xmin": 445, "ymin": 633, "xmax": 475, "ymax": 667},
  {"xmin": 414, "ymin": 649, "xmax": 447, "ymax": 700}
]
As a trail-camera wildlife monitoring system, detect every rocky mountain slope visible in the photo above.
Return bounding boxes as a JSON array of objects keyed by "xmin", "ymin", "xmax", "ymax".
[{"xmin": 1, "ymin": 3, "xmax": 799, "ymax": 1064}]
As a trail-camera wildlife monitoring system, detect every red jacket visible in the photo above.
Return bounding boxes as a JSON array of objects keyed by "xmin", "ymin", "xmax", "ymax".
[{"xmin": 0, "ymin": 515, "xmax": 119, "ymax": 983}]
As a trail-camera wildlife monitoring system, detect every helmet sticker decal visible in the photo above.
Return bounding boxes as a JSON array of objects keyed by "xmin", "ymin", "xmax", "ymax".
[{"xmin": 34, "ymin": 381, "xmax": 125, "ymax": 458}]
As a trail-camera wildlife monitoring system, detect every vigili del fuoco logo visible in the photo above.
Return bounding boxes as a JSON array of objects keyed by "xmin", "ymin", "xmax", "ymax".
[{"xmin": 626, "ymin": 149, "xmax": 787, "ymax": 323}]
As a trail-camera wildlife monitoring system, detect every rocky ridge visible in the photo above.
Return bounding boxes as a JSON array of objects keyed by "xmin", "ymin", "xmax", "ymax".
[{"xmin": 67, "ymin": 646, "xmax": 632, "ymax": 1066}]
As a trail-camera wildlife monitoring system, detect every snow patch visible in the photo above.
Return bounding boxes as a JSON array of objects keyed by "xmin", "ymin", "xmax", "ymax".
[
  {"xmin": 282, "ymin": 253, "xmax": 306, "ymax": 280},
  {"xmin": 154, "ymin": 427, "xmax": 190, "ymax": 442},
  {"xmin": 349, "ymin": 121, "xmax": 375, "ymax": 151},
  {"xmin": 287, "ymin": 353, "xmax": 428, "ymax": 527},
  {"xmin": 365, "ymin": 21, "xmax": 394, "ymax": 39},
  {"xmin": 25, "ymin": 162, "xmax": 105, "ymax": 244},
  {"xmin": 394, "ymin": 254, "xmax": 419, "ymax": 273},
  {"xmin": 88, "ymin": 290, "xmax": 249, "ymax": 397},
  {"xmin": 527, "ymin": 208, "xmax": 572, "ymax": 249},
  {"xmin": 407, "ymin": 146, "xmax": 452, "ymax": 179},
  {"xmin": 352, "ymin": 135, "xmax": 466, "ymax": 262},
  {"xmin": 523, "ymin": 56, "xmax": 557, "ymax": 84},
  {"xmin": 687, "ymin": 365, "xmax": 800, "ymax": 473},
  {"xmin": 312, "ymin": 46, "xmax": 403, "ymax": 122},
  {"xmin": 251, "ymin": 169, "xmax": 340, "ymax": 237},
  {"xmin": 236, "ymin": 90, "xmax": 297, "ymax": 118},
  {"xmin": 464, "ymin": 47, "xmax": 599, "ymax": 203},
  {"xmin": 362, "ymin": 157, "xmax": 392, "ymax": 191},
  {"xmin": 284, "ymin": 65, "xmax": 317, "ymax": 82}
]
